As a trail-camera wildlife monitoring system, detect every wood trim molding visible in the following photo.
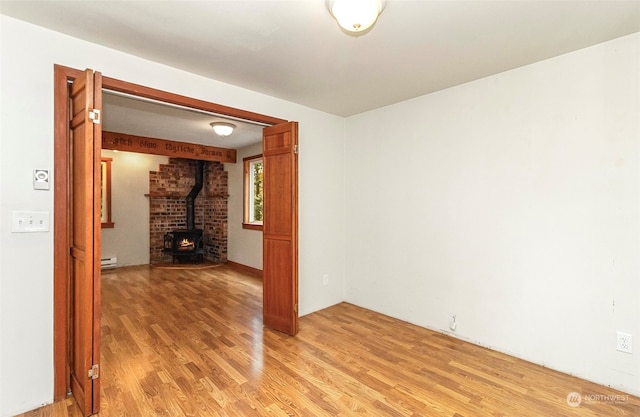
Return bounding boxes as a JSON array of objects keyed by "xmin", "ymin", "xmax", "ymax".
[
  {"xmin": 243, "ymin": 154, "xmax": 264, "ymax": 231},
  {"xmin": 53, "ymin": 64, "xmax": 78, "ymax": 400},
  {"xmin": 226, "ymin": 261, "xmax": 263, "ymax": 278},
  {"xmin": 101, "ymin": 157, "xmax": 114, "ymax": 229},
  {"xmin": 242, "ymin": 223, "xmax": 263, "ymax": 231}
]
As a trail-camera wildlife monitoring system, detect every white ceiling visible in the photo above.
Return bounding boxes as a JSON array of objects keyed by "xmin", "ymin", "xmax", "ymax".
[
  {"xmin": 2, "ymin": 0, "xmax": 640, "ymax": 148},
  {"xmin": 102, "ymin": 92, "xmax": 266, "ymax": 149}
]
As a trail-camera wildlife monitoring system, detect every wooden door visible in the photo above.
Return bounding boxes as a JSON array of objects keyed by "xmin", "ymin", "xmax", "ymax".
[
  {"xmin": 262, "ymin": 122, "xmax": 299, "ymax": 335},
  {"xmin": 69, "ymin": 69, "xmax": 102, "ymax": 415}
]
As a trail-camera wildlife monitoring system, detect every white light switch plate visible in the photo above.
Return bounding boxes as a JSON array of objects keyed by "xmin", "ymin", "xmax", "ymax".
[{"xmin": 12, "ymin": 211, "xmax": 50, "ymax": 233}]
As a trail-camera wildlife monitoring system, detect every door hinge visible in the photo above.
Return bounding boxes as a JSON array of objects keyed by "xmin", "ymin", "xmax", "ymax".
[
  {"xmin": 294, "ymin": 145, "xmax": 298, "ymax": 155},
  {"xmin": 89, "ymin": 109, "xmax": 101, "ymax": 124},
  {"xmin": 88, "ymin": 364, "xmax": 99, "ymax": 380},
  {"xmin": 294, "ymin": 303, "xmax": 298, "ymax": 313}
]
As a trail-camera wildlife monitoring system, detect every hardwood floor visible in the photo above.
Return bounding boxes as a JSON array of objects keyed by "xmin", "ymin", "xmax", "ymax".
[{"xmin": 18, "ymin": 264, "xmax": 639, "ymax": 416}]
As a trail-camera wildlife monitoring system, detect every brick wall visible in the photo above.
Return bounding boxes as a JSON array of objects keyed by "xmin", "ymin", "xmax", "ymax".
[
  {"xmin": 203, "ymin": 161, "xmax": 228, "ymax": 262},
  {"xmin": 149, "ymin": 158, "xmax": 228, "ymax": 263}
]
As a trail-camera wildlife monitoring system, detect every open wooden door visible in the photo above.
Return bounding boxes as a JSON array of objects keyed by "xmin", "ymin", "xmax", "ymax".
[
  {"xmin": 262, "ymin": 122, "xmax": 299, "ymax": 335},
  {"xmin": 69, "ymin": 68, "xmax": 102, "ymax": 415}
]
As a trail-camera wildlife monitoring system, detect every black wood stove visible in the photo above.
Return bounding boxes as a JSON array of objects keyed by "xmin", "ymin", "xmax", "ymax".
[
  {"xmin": 163, "ymin": 229, "xmax": 205, "ymax": 263},
  {"xmin": 162, "ymin": 160, "xmax": 206, "ymax": 263}
]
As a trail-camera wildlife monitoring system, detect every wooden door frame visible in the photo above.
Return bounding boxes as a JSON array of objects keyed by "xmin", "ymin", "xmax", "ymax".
[{"xmin": 53, "ymin": 64, "xmax": 289, "ymax": 400}]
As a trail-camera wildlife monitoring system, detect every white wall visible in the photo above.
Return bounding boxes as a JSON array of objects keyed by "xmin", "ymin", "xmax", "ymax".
[
  {"xmin": 0, "ymin": 16, "xmax": 346, "ymax": 416},
  {"xmin": 345, "ymin": 33, "xmax": 640, "ymax": 396},
  {"xmin": 225, "ymin": 143, "xmax": 263, "ymax": 270},
  {"xmin": 0, "ymin": 21, "xmax": 4, "ymax": 409},
  {"xmin": 100, "ymin": 150, "xmax": 168, "ymax": 267}
]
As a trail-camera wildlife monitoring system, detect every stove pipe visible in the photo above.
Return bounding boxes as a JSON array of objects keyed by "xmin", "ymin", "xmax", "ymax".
[{"xmin": 186, "ymin": 160, "xmax": 204, "ymax": 230}]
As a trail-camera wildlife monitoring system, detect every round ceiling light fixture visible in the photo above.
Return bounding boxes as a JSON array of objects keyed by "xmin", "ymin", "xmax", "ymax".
[
  {"xmin": 329, "ymin": 0, "xmax": 386, "ymax": 34},
  {"xmin": 210, "ymin": 122, "xmax": 236, "ymax": 137}
]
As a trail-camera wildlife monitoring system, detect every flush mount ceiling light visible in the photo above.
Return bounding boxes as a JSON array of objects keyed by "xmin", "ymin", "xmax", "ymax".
[
  {"xmin": 210, "ymin": 122, "xmax": 236, "ymax": 137},
  {"xmin": 328, "ymin": 0, "xmax": 386, "ymax": 34}
]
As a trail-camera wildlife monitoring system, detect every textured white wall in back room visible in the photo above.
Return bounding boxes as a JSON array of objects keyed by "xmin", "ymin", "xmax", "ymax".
[
  {"xmin": 225, "ymin": 142, "xmax": 264, "ymax": 271},
  {"xmin": 101, "ymin": 150, "xmax": 169, "ymax": 267}
]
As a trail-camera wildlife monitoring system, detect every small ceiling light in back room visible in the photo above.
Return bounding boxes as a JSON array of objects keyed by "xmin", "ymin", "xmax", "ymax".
[
  {"xmin": 329, "ymin": 0, "xmax": 386, "ymax": 34},
  {"xmin": 210, "ymin": 122, "xmax": 236, "ymax": 137}
]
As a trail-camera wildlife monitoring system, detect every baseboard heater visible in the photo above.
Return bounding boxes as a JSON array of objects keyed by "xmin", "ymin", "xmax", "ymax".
[{"xmin": 101, "ymin": 257, "xmax": 117, "ymax": 269}]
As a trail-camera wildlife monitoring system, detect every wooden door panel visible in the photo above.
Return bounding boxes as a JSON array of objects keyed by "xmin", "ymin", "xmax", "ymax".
[
  {"xmin": 69, "ymin": 68, "xmax": 101, "ymax": 416},
  {"xmin": 262, "ymin": 122, "xmax": 299, "ymax": 336},
  {"xmin": 263, "ymin": 239, "xmax": 295, "ymax": 331},
  {"xmin": 263, "ymin": 152, "xmax": 292, "ymax": 237},
  {"xmin": 91, "ymin": 72, "xmax": 103, "ymax": 412},
  {"xmin": 264, "ymin": 129, "xmax": 293, "ymax": 151}
]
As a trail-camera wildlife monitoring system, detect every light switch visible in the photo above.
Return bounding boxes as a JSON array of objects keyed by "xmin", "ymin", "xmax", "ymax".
[{"xmin": 12, "ymin": 211, "xmax": 50, "ymax": 233}]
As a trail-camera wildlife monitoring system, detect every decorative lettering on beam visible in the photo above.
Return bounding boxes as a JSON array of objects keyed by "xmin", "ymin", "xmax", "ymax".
[{"xmin": 102, "ymin": 131, "xmax": 237, "ymax": 163}]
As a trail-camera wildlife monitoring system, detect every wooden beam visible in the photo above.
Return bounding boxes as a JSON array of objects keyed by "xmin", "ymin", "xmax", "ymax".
[{"xmin": 102, "ymin": 131, "xmax": 237, "ymax": 163}]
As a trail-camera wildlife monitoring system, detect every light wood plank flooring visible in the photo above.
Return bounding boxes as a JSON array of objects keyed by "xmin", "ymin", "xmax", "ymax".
[{"xmin": 18, "ymin": 264, "xmax": 639, "ymax": 416}]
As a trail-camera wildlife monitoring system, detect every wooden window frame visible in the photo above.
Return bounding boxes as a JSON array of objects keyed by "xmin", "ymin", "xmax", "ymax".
[
  {"xmin": 243, "ymin": 154, "xmax": 263, "ymax": 231},
  {"xmin": 100, "ymin": 157, "xmax": 115, "ymax": 228}
]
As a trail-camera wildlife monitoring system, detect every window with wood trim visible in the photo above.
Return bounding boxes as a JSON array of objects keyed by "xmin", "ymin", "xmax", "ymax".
[
  {"xmin": 243, "ymin": 154, "xmax": 263, "ymax": 230},
  {"xmin": 100, "ymin": 157, "xmax": 114, "ymax": 228}
]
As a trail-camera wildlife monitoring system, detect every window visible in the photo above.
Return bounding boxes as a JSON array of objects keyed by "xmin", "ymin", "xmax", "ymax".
[
  {"xmin": 100, "ymin": 157, "xmax": 115, "ymax": 228},
  {"xmin": 243, "ymin": 154, "xmax": 263, "ymax": 230}
]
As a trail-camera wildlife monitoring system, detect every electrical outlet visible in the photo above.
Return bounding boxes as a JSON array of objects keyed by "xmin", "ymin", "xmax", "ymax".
[
  {"xmin": 322, "ymin": 274, "xmax": 329, "ymax": 286},
  {"xmin": 617, "ymin": 332, "xmax": 632, "ymax": 354},
  {"xmin": 449, "ymin": 313, "xmax": 457, "ymax": 331}
]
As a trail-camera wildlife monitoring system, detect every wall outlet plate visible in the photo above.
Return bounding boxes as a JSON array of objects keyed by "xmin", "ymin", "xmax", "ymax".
[
  {"xmin": 449, "ymin": 313, "xmax": 457, "ymax": 331},
  {"xmin": 617, "ymin": 332, "xmax": 632, "ymax": 354}
]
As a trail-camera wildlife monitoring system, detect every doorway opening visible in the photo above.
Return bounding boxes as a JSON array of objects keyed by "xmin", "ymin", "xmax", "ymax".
[{"xmin": 53, "ymin": 65, "xmax": 298, "ymax": 412}]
